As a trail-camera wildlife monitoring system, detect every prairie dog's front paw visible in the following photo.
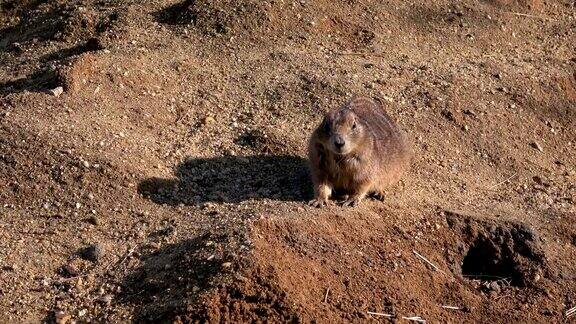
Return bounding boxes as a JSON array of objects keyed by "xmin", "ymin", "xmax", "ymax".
[
  {"xmin": 340, "ymin": 195, "xmax": 364, "ymax": 207},
  {"xmin": 370, "ymin": 191, "xmax": 385, "ymax": 201},
  {"xmin": 308, "ymin": 198, "xmax": 329, "ymax": 208}
]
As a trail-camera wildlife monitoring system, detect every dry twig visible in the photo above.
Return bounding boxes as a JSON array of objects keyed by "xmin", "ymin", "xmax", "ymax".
[
  {"xmin": 505, "ymin": 11, "xmax": 556, "ymax": 22},
  {"xmin": 402, "ymin": 316, "xmax": 426, "ymax": 322},
  {"xmin": 366, "ymin": 311, "xmax": 393, "ymax": 317},
  {"xmin": 489, "ymin": 173, "xmax": 517, "ymax": 190},
  {"xmin": 413, "ymin": 250, "xmax": 446, "ymax": 274},
  {"xmin": 335, "ymin": 51, "xmax": 386, "ymax": 58},
  {"xmin": 324, "ymin": 287, "xmax": 330, "ymax": 303}
]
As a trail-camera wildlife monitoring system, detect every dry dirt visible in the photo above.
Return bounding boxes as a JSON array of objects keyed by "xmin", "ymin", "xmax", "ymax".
[{"xmin": 1, "ymin": 0, "xmax": 575, "ymax": 323}]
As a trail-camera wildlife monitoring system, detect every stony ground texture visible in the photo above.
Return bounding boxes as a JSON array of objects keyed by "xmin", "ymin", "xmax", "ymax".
[{"xmin": 0, "ymin": 0, "xmax": 575, "ymax": 322}]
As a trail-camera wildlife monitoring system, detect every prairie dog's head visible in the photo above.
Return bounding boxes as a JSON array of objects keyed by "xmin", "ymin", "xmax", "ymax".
[{"xmin": 319, "ymin": 108, "xmax": 367, "ymax": 155}]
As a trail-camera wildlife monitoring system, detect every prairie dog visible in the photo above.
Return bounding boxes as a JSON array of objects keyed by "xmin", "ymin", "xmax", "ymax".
[{"xmin": 308, "ymin": 96, "xmax": 412, "ymax": 207}]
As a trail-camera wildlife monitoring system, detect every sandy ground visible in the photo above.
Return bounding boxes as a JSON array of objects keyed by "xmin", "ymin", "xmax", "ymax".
[{"xmin": 0, "ymin": 0, "xmax": 575, "ymax": 322}]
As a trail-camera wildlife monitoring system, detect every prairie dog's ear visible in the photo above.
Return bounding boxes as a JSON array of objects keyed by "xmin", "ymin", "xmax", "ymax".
[{"xmin": 319, "ymin": 114, "xmax": 332, "ymax": 134}]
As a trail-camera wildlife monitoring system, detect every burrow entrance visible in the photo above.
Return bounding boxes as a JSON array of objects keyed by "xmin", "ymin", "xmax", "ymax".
[
  {"xmin": 462, "ymin": 235, "xmax": 524, "ymax": 285},
  {"xmin": 446, "ymin": 211, "xmax": 546, "ymax": 287}
]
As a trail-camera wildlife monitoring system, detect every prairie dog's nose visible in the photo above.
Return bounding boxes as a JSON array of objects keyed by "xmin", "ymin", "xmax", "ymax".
[{"xmin": 334, "ymin": 136, "xmax": 345, "ymax": 149}]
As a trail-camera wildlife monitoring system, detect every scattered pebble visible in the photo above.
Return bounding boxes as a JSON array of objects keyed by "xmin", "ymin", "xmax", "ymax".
[
  {"xmin": 488, "ymin": 281, "xmax": 501, "ymax": 293},
  {"xmin": 203, "ymin": 116, "xmax": 215, "ymax": 125},
  {"xmin": 531, "ymin": 141, "xmax": 544, "ymax": 152},
  {"xmin": 222, "ymin": 262, "xmax": 233, "ymax": 268},
  {"xmin": 62, "ymin": 264, "xmax": 80, "ymax": 277},
  {"xmin": 81, "ymin": 244, "xmax": 103, "ymax": 262},
  {"xmin": 533, "ymin": 273, "xmax": 541, "ymax": 283},
  {"xmin": 50, "ymin": 87, "xmax": 64, "ymax": 97},
  {"xmin": 97, "ymin": 294, "xmax": 113, "ymax": 305},
  {"xmin": 87, "ymin": 215, "xmax": 99, "ymax": 226},
  {"xmin": 55, "ymin": 311, "xmax": 71, "ymax": 324}
]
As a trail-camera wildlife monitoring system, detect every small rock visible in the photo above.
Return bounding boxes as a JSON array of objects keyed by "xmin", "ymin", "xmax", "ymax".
[
  {"xmin": 78, "ymin": 309, "xmax": 87, "ymax": 317},
  {"xmin": 532, "ymin": 176, "xmax": 544, "ymax": 185},
  {"xmin": 542, "ymin": 309, "xmax": 553, "ymax": 316},
  {"xmin": 55, "ymin": 311, "xmax": 71, "ymax": 324},
  {"xmin": 81, "ymin": 244, "xmax": 103, "ymax": 262},
  {"xmin": 62, "ymin": 264, "xmax": 80, "ymax": 277},
  {"xmin": 87, "ymin": 216, "xmax": 99, "ymax": 226},
  {"xmin": 222, "ymin": 262, "xmax": 232, "ymax": 268},
  {"xmin": 441, "ymin": 109, "xmax": 455, "ymax": 122},
  {"xmin": 531, "ymin": 141, "xmax": 543, "ymax": 152},
  {"xmin": 82, "ymin": 161, "xmax": 90, "ymax": 168},
  {"xmin": 488, "ymin": 281, "xmax": 501, "ymax": 293},
  {"xmin": 97, "ymin": 294, "xmax": 113, "ymax": 305},
  {"xmin": 203, "ymin": 116, "xmax": 215, "ymax": 125},
  {"xmin": 50, "ymin": 87, "xmax": 64, "ymax": 97},
  {"xmin": 533, "ymin": 273, "xmax": 541, "ymax": 283}
]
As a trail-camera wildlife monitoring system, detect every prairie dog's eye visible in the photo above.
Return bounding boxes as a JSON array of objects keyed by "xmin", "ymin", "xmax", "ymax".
[{"xmin": 352, "ymin": 122, "xmax": 357, "ymax": 130}]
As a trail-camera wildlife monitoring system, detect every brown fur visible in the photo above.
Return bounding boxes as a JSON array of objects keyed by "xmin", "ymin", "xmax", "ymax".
[{"xmin": 308, "ymin": 96, "xmax": 412, "ymax": 207}]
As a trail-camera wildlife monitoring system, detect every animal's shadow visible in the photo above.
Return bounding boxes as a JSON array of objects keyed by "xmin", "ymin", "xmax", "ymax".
[
  {"xmin": 138, "ymin": 155, "xmax": 313, "ymax": 205},
  {"xmin": 0, "ymin": 69, "xmax": 60, "ymax": 96}
]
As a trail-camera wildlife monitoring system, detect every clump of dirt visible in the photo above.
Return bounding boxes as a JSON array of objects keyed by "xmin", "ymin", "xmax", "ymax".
[
  {"xmin": 179, "ymin": 265, "xmax": 301, "ymax": 323},
  {"xmin": 156, "ymin": 0, "xmax": 269, "ymax": 36},
  {"xmin": 484, "ymin": 0, "xmax": 544, "ymax": 12},
  {"xmin": 120, "ymin": 231, "xmax": 251, "ymax": 322}
]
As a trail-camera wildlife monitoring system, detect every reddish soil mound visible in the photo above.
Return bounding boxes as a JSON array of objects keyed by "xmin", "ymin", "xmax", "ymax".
[{"xmin": 0, "ymin": 0, "xmax": 574, "ymax": 323}]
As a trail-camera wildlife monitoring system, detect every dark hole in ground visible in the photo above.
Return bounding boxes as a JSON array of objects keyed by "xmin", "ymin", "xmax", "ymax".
[
  {"xmin": 446, "ymin": 211, "xmax": 546, "ymax": 287},
  {"xmin": 154, "ymin": 0, "xmax": 267, "ymax": 37},
  {"xmin": 461, "ymin": 235, "xmax": 518, "ymax": 283},
  {"xmin": 459, "ymin": 225, "xmax": 545, "ymax": 287}
]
